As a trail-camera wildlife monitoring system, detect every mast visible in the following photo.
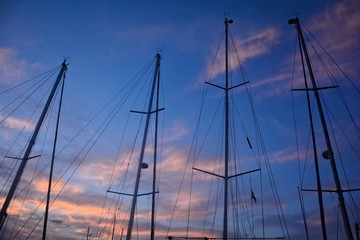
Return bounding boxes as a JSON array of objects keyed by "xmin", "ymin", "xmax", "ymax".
[
  {"xmin": 151, "ymin": 55, "xmax": 161, "ymax": 240},
  {"xmin": 0, "ymin": 60, "xmax": 68, "ymax": 229},
  {"xmin": 42, "ymin": 66, "xmax": 66, "ymax": 240},
  {"xmin": 200, "ymin": 18, "xmax": 250, "ymax": 239},
  {"xmin": 126, "ymin": 53, "xmax": 161, "ymax": 240},
  {"xmin": 289, "ymin": 17, "xmax": 354, "ymax": 240},
  {"xmin": 112, "ymin": 213, "xmax": 116, "ymax": 240},
  {"xmin": 296, "ymin": 31, "xmax": 327, "ymax": 239},
  {"xmin": 86, "ymin": 226, "xmax": 90, "ymax": 240},
  {"xmin": 223, "ymin": 17, "xmax": 232, "ymax": 240}
]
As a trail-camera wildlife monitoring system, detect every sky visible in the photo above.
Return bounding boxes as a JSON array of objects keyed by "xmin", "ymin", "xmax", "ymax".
[{"xmin": 0, "ymin": 0, "xmax": 360, "ymax": 239}]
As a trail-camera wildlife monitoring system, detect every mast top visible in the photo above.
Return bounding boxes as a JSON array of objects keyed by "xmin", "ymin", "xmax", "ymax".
[
  {"xmin": 288, "ymin": 17, "xmax": 299, "ymax": 25},
  {"xmin": 155, "ymin": 52, "xmax": 161, "ymax": 60},
  {"xmin": 61, "ymin": 59, "xmax": 69, "ymax": 70}
]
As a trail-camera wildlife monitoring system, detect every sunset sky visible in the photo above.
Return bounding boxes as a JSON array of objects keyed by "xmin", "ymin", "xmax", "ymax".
[{"xmin": 0, "ymin": 0, "xmax": 360, "ymax": 239}]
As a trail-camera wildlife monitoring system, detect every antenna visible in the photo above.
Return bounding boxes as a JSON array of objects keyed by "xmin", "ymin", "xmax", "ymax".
[
  {"xmin": 223, "ymin": 11, "xmax": 230, "ymax": 18},
  {"xmin": 156, "ymin": 43, "xmax": 164, "ymax": 55}
]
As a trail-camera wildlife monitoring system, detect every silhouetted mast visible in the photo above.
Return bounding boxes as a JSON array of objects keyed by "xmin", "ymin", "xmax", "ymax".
[
  {"xmin": 223, "ymin": 17, "xmax": 232, "ymax": 240},
  {"xmin": 126, "ymin": 53, "xmax": 162, "ymax": 240},
  {"xmin": 289, "ymin": 17, "xmax": 354, "ymax": 240},
  {"xmin": 151, "ymin": 53, "xmax": 161, "ymax": 240},
  {"xmin": 0, "ymin": 60, "xmax": 68, "ymax": 229},
  {"xmin": 200, "ymin": 18, "xmax": 249, "ymax": 239}
]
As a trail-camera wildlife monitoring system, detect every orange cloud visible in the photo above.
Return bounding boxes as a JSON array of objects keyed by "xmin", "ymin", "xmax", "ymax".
[{"xmin": 33, "ymin": 177, "xmax": 85, "ymax": 195}]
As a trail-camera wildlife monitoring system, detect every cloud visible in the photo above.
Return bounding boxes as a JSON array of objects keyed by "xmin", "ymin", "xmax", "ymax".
[
  {"xmin": 205, "ymin": 27, "xmax": 280, "ymax": 82},
  {"xmin": 268, "ymin": 147, "xmax": 304, "ymax": 164},
  {"xmin": 163, "ymin": 120, "xmax": 188, "ymax": 142},
  {"xmin": 301, "ymin": 0, "xmax": 360, "ymax": 85},
  {"xmin": 32, "ymin": 176, "xmax": 85, "ymax": 195},
  {"xmin": 251, "ymin": 0, "xmax": 360, "ymax": 99},
  {"xmin": 0, "ymin": 48, "xmax": 30, "ymax": 84},
  {"xmin": 0, "ymin": 114, "xmax": 35, "ymax": 131},
  {"xmin": 308, "ymin": 0, "xmax": 360, "ymax": 60}
]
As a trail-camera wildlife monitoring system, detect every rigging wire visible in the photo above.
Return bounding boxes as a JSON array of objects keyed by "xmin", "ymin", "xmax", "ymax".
[
  {"xmin": 0, "ymin": 67, "xmax": 59, "ymax": 126},
  {"xmin": 165, "ymin": 25, "xmax": 225, "ymax": 238},
  {"xmin": 0, "ymin": 66, "xmax": 60, "ymax": 95},
  {"xmin": 168, "ymin": 20, "xmax": 290, "ymax": 239},
  {"xmin": 34, "ymin": 59, "xmax": 151, "ymax": 238},
  {"xmin": 290, "ymin": 28, "xmax": 311, "ymax": 239},
  {"xmin": 301, "ymin": 23, "xmax": 360, "ymax": 94},
  {"xmin": 228, "ymin": 80, "xmax": 254, "ymax": 238},
  {"xmin": 0, "ymin": 67, "xmax": 60, "ymax": 184},
  {"xmin": 302, "ymin": 25, "xmax": 360, "ymax": 141},
  {"xmin": 291, "ymin": 20, "xmax": 360, "ymax": 239},
  {"xmin": 92, "ymin": 56, "xmax": 160, "ymax": 238},
  {"xmin": 0, "ymin": 68, "xmax": 62, "ymax": 238},
  {"xmin": 303, "ymin": 23, "xmax": 360, "ymax": 228},
  {"xmin": 323, "ymin": 99, "xmax": 360, "ymax": 225},
  {"xmin": 229, "ymin": 27, "xmax": 290, "ymax": 239},
  {"xmin": 10, "ymin": 74, "xmax": 66, "ymax": 240},
  {"xmin": 1, "ymin": 57, "xmax": 157, "ymax": 239}
]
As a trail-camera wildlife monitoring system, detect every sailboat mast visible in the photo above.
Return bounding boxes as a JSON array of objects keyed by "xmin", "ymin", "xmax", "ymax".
[
  {"xmin": 289, "ymin": 17, "xmax": 354, "ymax": 240},
  {"xmin": 0, "ymin": 60, "xmax": 68, "ymax": 229},
  {"xmin": 126, "ymin": 53, "xmax": 161, "ymax": 240},
  {"xmin": 297, "ymin": 34, "xmax": 327, "ymax": 239},
  {"xmin": 223, "ymin": 17, "xmax": 233, "ymax": 240},
  {"xmin": 151, "ymin": 59, "xmax": 161, "ymax": 240},
  {"xmin": 112, "ymin": 213, "xmax": 116, "ymax": 240},
  {"xmin": 86, "ymin": 225, "xmax": 90, "ymax": 240},
  {"xmin": 42, "ymin": 69, "xmax": 66, "ymax": 240}
]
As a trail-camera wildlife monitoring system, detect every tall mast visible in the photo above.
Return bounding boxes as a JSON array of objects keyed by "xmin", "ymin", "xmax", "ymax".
[
  {"xmin": 42, "ymin": 66, "xmax": 66, "ymax": 240},
  {"xmin": 151, "ymin": 56, "xmax": 161, "ymax": 240},
  {"xmin": 0, "ymin": 60, "xmax": 68, "ymax": 229},
  {"xmin": 296, "ymin": 30, "xmax": 327, "ymax": 239},
  {"xmin": 223, "ymin": 17, "xmax": 232, "ymax": 240},
  {"xmin": 289, "ymin": 17, "xmax": 354, "ymax": 240},
  {"xmin": 126, "ymin": 53, "xmax": 161, "ymax": 240}
]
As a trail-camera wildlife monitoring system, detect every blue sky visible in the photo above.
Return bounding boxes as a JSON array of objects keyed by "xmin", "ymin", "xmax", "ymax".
[{"xmin": 0, "ymin": 0, "xmax": 359, "ymax": 239}]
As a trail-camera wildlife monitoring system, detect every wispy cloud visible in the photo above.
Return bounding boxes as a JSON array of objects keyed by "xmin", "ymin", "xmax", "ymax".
[
  {"xmin": 0, "ymin": 48, "xmax": 41, "ymax": 84},
  {"xmin": 205, "ymin": 27, "xmax": 280, "ymax": 82},
  {"xmin": 0, "ymin": 114, "xmax": 35, "ymax": 131},
  {"xmin": 308, "ymin": 0, "xmax": 360, "ymax": 62},
  {"xmin": 33, "ymin": 177, "xmax": 85, "ymax": 195},
  {"xmin": 268, "ymin": 147, "xmax": 304, "ymax": 164},
  {"xmin": 251, "ymin": 0, "xmax": 360, "ymax": 99},
  {"xmin": 163, "ymin": 120, "xmax": 188, "ymax": 142}
]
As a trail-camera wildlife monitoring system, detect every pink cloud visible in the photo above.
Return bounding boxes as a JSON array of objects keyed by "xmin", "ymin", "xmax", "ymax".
[
  {"xmin": 0, "ymin": 48, "xmax": 29, "ymax": 84},
  {"xmin": 251, "ymin": 0, "xmax": 360, "ymax": 99},
  {"xmin": 206, "ymin": 27, "xmax": 280, "ymax": 82},
  {"xmin": 308, "ymin": 0, "xmax": 360, "ymax": 61},
  {"xmin": 163, "ymin": 120, "xmax": 189, "ymax": 142},
  {"xmin": 269, "ymin": 147, "xmax": 305, "ymax": 164},
  {"xmin": 33, "ymin": 177, "xmax": 85, "ymax": 195},
  {"xmin": 0, "ymin": 114, "xmax": 35, "ymax": 131}
]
